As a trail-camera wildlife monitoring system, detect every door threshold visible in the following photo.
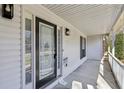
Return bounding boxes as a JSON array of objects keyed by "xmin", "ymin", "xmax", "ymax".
[{"xmin": 39, "ymin": 77, "xmax": 60, "ymax": 89}]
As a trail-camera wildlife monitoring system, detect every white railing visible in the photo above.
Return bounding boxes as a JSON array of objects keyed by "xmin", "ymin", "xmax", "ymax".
[{"xmin": 108, "ymin": 52, "xmax": 124, "ymax": 88}]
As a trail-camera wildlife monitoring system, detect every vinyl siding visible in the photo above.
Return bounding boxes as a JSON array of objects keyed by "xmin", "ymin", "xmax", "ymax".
[{"xmin": 0, "ymin": 5, "xmax": 21, "ymax": 89}]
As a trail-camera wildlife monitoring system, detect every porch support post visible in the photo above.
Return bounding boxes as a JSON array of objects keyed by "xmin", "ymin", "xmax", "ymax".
[{"xmin": 112, "ymin": 31, "xmax": 115, "ymax": 56}]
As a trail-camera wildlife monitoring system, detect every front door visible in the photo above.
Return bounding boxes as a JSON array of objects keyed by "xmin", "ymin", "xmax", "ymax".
[{"xmin": 35, "ymin": 17, "xmax": 57, "ymax": 89}]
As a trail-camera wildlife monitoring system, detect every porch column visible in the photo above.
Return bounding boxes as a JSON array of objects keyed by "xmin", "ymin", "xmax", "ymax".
[{"xmin": 112, "ymin": 31, "xmax": 115, "ymax": 56}]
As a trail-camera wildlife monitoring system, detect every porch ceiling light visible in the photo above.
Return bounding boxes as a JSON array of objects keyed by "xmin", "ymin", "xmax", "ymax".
[
  {"xmin": 65, "ymin": 28, "xmax": 70, "ymax": 36},
  {"xmin": 2, "ymin": 4, "xmax": 14, "ymax": 19}
]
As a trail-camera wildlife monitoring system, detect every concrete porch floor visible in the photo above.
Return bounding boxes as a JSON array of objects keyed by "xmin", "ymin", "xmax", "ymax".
[{"xmin": 53, "ymin": 56, "xmax": 119, "ymax": 89}]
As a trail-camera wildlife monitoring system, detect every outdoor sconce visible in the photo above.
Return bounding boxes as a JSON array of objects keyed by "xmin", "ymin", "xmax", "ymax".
[
  {"xmin": 2, "ymin": 4, "xmax": 14, "ymax": 19},
  {"xmin": 65, "ymin": 28, "xmax": 70, "ymax": 36}
]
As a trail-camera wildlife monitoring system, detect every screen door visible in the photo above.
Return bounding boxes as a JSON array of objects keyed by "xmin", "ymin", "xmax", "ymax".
[{"xmin": 36, "ymin": 17, "xmax": 57, "ymax": 89}]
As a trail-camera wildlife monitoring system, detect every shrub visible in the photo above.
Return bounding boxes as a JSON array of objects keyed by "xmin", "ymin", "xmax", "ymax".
[{"xmin": 115, "ymin": 32, "xmax": 124, "ymax": 61}]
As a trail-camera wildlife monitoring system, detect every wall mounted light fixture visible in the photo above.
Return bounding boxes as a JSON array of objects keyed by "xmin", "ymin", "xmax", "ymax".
[
  {"xmin": 2, "ymin": 4, "xmax": 14, "ymax": 19},
  {"xmin": 65, "ymin": 28, "xmax": 70, "ymax": 36}
]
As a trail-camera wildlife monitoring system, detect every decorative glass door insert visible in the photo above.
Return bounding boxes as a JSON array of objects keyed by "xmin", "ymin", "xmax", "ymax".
[
  {"xmin": 39, "ymin": 23, "xmax": 55, "ymax": 80},
  {"xmin": 36, "ymin": 17, "xmax": 57, "ymax": 88}
]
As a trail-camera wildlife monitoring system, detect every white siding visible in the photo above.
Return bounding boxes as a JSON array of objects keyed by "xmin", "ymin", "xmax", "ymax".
[
  {"xmin": 0, "ymin": 5, "xmax": 21, "ymax": 89},
  {"xmin": 63, "ymin": 27, "xmax": 87, "ymax": 77},
  {"xmin": 87, "ymin": 35, "xmax": 103, "ymax": 60}
]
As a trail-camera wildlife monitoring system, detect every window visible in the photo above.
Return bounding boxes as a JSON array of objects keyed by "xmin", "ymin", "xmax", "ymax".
[
  {"xmin": 25, "ymin": 18, "xmax": 32, "ymax": 84},
  {"xmin": 80, "ymin": 36, "xmax": 86, "ymax": 59}
]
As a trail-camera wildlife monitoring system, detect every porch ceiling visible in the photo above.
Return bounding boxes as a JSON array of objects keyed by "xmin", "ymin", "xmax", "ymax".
[{"xmin": 42, "ymin": 4, "xmax": 122, "ymax": 36}]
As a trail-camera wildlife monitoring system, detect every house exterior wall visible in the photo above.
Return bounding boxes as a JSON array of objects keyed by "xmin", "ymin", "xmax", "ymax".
[
  {"xmin": 63, "ymin": 28, "xmax": 87, "ymax": 78},
  {"xmin": 0, "ymin": 5, "xmax": 21, "ymax": 88},
  {"xmin": 0, "ymin": 4, "xmax": 87, "ymax": 89},
  {"xmin": 87, "ymin": 35, "xmax": 103, "ymax": 60}
]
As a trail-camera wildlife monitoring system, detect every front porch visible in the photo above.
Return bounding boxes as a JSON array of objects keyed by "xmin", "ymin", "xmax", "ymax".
[
  {"xmin": 53, "ymin": 53, "xmax": 119, "ymax": 89},
  {"xmin": 0, "ymin": 4, "xmax": 123, "ymax": 89}
]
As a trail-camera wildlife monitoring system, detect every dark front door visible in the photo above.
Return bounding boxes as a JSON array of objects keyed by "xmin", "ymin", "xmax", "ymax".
[{"xmin": 36, "ymin": 17, "xmax": 57, "ymax": 89}]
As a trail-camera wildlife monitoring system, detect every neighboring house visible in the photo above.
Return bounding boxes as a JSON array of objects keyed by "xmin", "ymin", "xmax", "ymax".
[{"xmin": 0, "ymin": 4, "xmax": 123, "ymax": 89}]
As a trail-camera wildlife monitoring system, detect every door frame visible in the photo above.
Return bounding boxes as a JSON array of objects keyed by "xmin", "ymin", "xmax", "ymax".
[
  {"xmin": 21, "ymin": 6, "xmax": 63, "ymax": 89},
  {"xmin": 35, "ymin": 17, "xmax": 57, "ymax": 89},
  {"xmin": 56, "ymin": 26, "xmax": 63, "ymax": 77}
]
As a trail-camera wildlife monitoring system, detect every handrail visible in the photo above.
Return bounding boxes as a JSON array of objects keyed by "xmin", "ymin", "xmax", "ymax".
[{"xmin": 108, "ymin": 52, "xmax": 124, "ymax": 67}]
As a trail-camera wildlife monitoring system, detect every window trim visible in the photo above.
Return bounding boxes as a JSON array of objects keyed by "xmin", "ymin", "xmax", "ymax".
[
  {"xmin": 25, "ymin": 18, "xmax": 32, "ymax": 84},
  {"xmin": 21, "ymin": 7, "xmax": 34, "ymax": 89}
]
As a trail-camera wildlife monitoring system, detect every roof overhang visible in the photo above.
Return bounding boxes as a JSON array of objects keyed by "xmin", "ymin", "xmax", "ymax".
[{"xmin": 43, "ymin": 4, "xmax": 123, "ymax": 36}]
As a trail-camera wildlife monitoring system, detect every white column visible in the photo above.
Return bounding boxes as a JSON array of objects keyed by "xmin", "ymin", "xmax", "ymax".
[{"xmin": 112, "ymin": 31, "xmax": 115, "ymax": 56}]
